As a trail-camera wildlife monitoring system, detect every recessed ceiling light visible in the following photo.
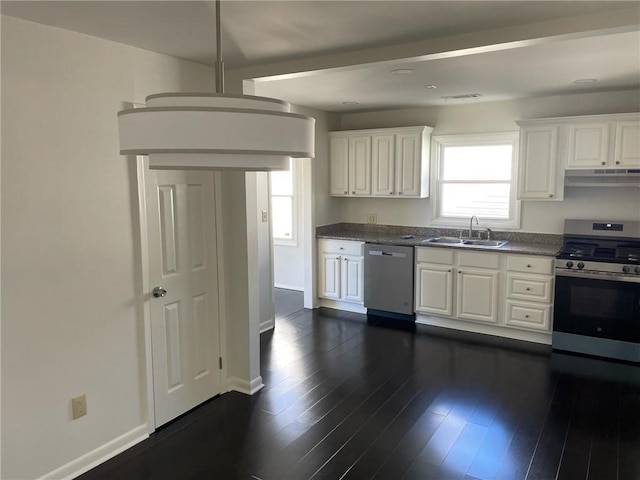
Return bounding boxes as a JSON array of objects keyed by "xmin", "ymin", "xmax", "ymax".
[
  {"xmin": 424, "ymin": 84, "xmax": 438, "ymax": 89},
  {"xmin": 441, "ymin": 93, "xmax": 482, "ymax": 100},
  {"xmin": 390, "ymin": 69, "xmax": 414, "ymax": 75},
  {"xmin": 342, "ymin": 101, "xmax": 360, "ymax": 105},
  {"xmin": 573, "ymin": 78, "xmax": 598, "ymax": 84}
]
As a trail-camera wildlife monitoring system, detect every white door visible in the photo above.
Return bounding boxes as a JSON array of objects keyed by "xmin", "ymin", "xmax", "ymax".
[
  {"xmin": 146, "ymin": 169, "xmax": 222, "ymax": 427},
  {"xmin": 456, "ymin": 268, "xmax": 499, "ymax": 324},
  {"xmin": 395, "ymin": 131, "xmax": 421, "ymax": 196},
  {"xmin": 372, "ymin": 134, "xmax": 395, "ymax": 196},
  {"xmin": 349, "ymin": 135, "xmax": 372, "ymax": 195}
]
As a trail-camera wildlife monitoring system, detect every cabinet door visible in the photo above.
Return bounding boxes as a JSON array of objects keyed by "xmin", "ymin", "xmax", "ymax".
[
  {"xmin": 456, "ymin": 268, "xmax": 499, "ymax": 324},
  {"xmin": 319, "ymin": 254, "xmax": 341, "ymax": 300},
  {"xmin": 395, "ymin": 131, "xmax": 423, "ymax": 197},
  {"xmin": 349, "ymin": 135, "xmax": 372, "ymax": 195},
  {"xmin": 518, "ymin": 125, "xmax": 561, "ymax": 200},
  {"xmin": 415, "ymin": 264, "xmax": 453, "ymax": 316},
  {"xmin": 341, "ymin": 255, "xmax": 364, "ymax": 302},
  {"xmin": 614, "ymin": 120, "xmax": 640, "ymax": 168},
  {"xmin": 567, "ymin": 122, "xmax": 610, "ymax": 168},
  {"xmin": 329, "ymin": 136, "xmax": 350, "ymax": 196},
  {"xmin": 372, "ymin": 134, "xmax": 395, "ymax": 196}
]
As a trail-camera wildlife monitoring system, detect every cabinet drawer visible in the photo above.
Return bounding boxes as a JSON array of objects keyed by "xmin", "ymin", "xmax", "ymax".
[
  {"xmin": 506, "ymin": 274, "xmax": 553, "ymax": 303},
  {"xmin": 319, "ymin": 239, "xmax": 363, "ymax": 256},
  {"xmin": 505, "ymin": 301, "xmax": 551, "ymax": 332},
  {"xmin": 416, "ymin": 247, "xmax": 454, "ymax": 265},
  {"xmin": 507, "ymin": 255, "xmax": 553, "ymax": 275},
  {"xmin": 458, "ymin": 251, "xmax": 500, "ymax": 269}
]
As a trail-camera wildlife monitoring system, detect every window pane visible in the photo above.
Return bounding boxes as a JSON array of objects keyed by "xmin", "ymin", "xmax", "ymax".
[
  {"xmin": 442, "ymin": 145, "xmax": 512, "ymax": 181},
  {"xmin": 271, "ymin": 160, "xmax": 293, "ymax": 195},
  {"xmin": 441, "ymin": 183, "xmax": 511, "ymax": 219},
  {"xmin": 272, "ymin": 196, "xmax": 293, "ymax": 239}
]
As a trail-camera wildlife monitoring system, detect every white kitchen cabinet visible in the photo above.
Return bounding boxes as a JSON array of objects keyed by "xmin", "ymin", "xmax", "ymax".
[
  {"xmin": 329, "ymin": 136, "xmax": 349, "ymax": 196},
  {"xmin": 457, "ymin": 251, "xmax": 501, "ymax": 314},
  {"xmin": 517, "ymin": 124, "xmax": 562, "ymax": 200},
  {"xmin": 614, "ymin": 120, "xmax": 640, "ymax": 167},
  {"xmin": 331, "ymin": 126, "xmax": 432, "ymax": 198},
  {"xmin": 504, "ymin": 255, "xmax": 554, "ymax": 332},
  {"xmin": 567, "ymin": 122, "xmax": 610, "ymax": 168},
  {"xmin": 329, "ymin": 134, "xmax": 371, "ymax": 196},
  {"xmin": 517, "ymin": 113, "xmax": 640, "ymax": 200},
  {"xmin": 319, "ymin": 254, "xmax": 341, "ymax": 299},
  {"xmin": 371, "ymin": 133, "xmax": 395, "ymax": 196},
  {"xmin": 456, "ymin": 267, "xmax": 499, "ymax": 324},
  {"xmin": 415, "ymin": 248, "xmax": 499, "ymax": 324},
  {"xmin": 318, "ymin": 239, "xmax": 364, "ymax": 306},
  {"xmin": 415, "ymin": 247, "xmax": 556, "ymax": 343},
  {"xmin": 415, "ymin": 263, "xmax": 454, "ymax": 316}
]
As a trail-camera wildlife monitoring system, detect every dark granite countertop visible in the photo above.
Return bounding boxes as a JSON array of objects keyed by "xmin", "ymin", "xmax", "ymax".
[{"xmin": 317, "ymin": 223, "xmax": 563, "ymax": 257}]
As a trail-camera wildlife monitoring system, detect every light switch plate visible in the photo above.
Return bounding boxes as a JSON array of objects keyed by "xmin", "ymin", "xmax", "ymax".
[
  {"xmin": 261, "ymin": 210, "xmax": 268, "ymax": 223},
  {"xmin": 367, "ymin": 214, "xmax": 377, "ymax": 224}
]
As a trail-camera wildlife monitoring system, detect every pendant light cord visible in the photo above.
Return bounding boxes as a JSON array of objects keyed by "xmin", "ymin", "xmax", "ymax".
[{"xmin": 215, "ymin": 0, "xmax": 225, "ymax": 93}]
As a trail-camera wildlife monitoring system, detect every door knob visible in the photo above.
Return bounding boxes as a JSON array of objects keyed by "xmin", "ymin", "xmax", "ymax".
[{"xmin": 152, "ymin": 286, "xmax": 167, "ymax": 298}]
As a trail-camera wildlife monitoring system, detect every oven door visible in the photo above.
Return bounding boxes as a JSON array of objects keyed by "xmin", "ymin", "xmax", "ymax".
[{"xmin": 554, "ymin": 272, "xmax": 640, "ymax": 343}]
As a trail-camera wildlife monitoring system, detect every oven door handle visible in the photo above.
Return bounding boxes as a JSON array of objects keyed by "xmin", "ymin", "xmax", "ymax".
[{"xmin": 556, "ymin": 269, "xmax": 640, "ymax": 283}]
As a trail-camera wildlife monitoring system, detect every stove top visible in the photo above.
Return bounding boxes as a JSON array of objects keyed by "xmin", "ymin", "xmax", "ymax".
[{"xmin": 556, "ymin": 220, "xmax": 640, "ymax": 277}]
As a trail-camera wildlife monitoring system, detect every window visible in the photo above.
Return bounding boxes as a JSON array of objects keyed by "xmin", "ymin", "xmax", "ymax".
[
  {"xmin": 432, "ymin": 133, "xmax": 520, "ymax": 229},
  {"xmin": 270, "ymin": 159, "xmax": 296, "ymax": 245}
]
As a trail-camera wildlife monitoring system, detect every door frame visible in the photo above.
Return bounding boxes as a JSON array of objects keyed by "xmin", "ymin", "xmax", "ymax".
[{"xmin": 133, "ymin": 156, "xmax": 228, "ymax": 434}]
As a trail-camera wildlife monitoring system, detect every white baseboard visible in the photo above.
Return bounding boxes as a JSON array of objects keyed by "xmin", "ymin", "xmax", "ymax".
[
  {"xmin": 40, "ymin": 424, "xmax": 148, "ymax": 480},
  {"xmin": 318, "ymin": 299, "xmax": 367, "ymax": 314},
  {"xmin": 274, "ymin": 283, "xmax": 304, "ymax": 292},
  {"xmin": 227, "ymin": 376, "xmax": 264, "ymax": 395},
  {"xmin": 260, "ymin": 318, "xmax": 275, "ymax": 333},
  {"xmin": 415, "ymin": 313, "xmax": 552, "ymax": 345}
]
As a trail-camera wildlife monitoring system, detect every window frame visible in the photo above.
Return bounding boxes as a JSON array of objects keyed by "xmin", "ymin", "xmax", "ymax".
[
  {"xmin": 270, "ymin": 158, "xmax": 298, "ymax": 246},
  {"xmin": 431, "ymin": 132, "xmax": 521, "ymax": 230}
]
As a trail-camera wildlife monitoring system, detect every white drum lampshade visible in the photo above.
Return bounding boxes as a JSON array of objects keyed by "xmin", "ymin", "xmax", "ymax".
[{"xmin": 118, "ymin": 93, "xmax": 315, "ymax": 171}]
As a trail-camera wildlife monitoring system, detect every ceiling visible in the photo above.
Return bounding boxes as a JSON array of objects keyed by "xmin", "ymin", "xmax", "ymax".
[{"xmin": 2, "ymin": 1, "xmax": 639, "ymax": 112}]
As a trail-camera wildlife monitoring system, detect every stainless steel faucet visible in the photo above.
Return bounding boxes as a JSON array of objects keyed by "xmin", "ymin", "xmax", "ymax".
[{"xmin": 469, "ymin": 215, "xmax": 479, "ymax": 238}]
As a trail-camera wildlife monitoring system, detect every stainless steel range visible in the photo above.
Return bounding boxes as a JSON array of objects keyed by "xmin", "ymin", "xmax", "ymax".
[{"xmin": 553, "ymin": 219, "xmax": 640, "ymax": 363}]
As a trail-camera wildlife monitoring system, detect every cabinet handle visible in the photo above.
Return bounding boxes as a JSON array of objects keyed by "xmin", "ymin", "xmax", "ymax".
[
  {"xmin": 526, "ymin": 287, "xmax": 531, "ymax": 291},
  {"xmin": 601, "ymin": 161, "xmax": 606, "ymax": 165},
  {"xmin": 339, "ymin": 247, "xmax": 344, "ymax": 250},
  {"xmin": 399, "ymin": 191, "xmax": 403, "ymax": 195},
  {"xmin": 336, "ymin": 257, "xmax": 340, "ymax": 260},
  {"xmin": 390, "ymin": 192, "xmax": 393, "ymax": 195},
  {"xmin": 344, "ymin": 191, "xmax": 348, "ymax": 194},
  {"xmin": 352, "ymin": 191, "xmax": 355, "ymax": 194},
  {"xmin": 549, "ymin": 194, "xmax": 553, "ymax": 198},
  {"xmin": 527, "ymin": 264, "xmax": 532, "ymax": 268},
  {"xmin": 525, "ymin": 314, "xmax": 530, "ymax": 319},
  {"xmin": 344, "ymin": 258, "xmax": 348, "ymax": 261},
  {"xmin": 616, "ymin": 161, "xmax": 621, "ymax": 165},
  {"xmin": 447, "ymin": 269, "xmax": 452, "ymax": 273}
]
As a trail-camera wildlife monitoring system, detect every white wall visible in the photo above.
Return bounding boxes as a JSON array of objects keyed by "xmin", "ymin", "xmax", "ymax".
[
  {"xmin": 273, "ymin": 158, "xmax": 306, "ymax": 291},
  {"xmin": 338, "ymin": 90, "xmax": 640, "ymax": 233},
  {"xmin": 0, "ymin": 16, "xmax": 216, "ymax": 479}
]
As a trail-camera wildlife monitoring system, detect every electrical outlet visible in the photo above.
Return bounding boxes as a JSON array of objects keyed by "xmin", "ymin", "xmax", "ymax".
[
  {"xmin": 71, "ymin": 394, "xmax": 87, "ymax": 420},
  {"xmin": 261, "ymin": 210, "xmax": 268, "ymax": 223},
  {"xmin": 366, "ymin": 214, "xmax": 377, "ymax": 224}
]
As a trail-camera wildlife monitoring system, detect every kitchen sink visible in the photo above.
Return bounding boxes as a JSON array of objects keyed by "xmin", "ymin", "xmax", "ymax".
[
  {"xmin": 462, "ymin": 239, "xmax": 508, "ymax": 247},
  {"xmin": 422, "ymin": 237, "xmax": 465, "ymax": 244}
]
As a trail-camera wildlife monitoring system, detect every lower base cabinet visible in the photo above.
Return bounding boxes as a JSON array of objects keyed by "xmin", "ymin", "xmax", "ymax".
[
  {"xmin": 415, "ymin": 247, "xmax": 554, "ymax": 343},
  {"xmin": 318, "ymin": 239, "xmax": 365, "ymax": 307}
]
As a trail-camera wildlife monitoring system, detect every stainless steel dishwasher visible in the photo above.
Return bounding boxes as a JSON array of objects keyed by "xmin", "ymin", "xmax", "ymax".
[{"xmin": 364, "ymin": 244, "xmax": 415, "ymax": 321}]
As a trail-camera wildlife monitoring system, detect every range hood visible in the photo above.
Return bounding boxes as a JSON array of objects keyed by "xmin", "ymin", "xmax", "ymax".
[{"xmin": 564, "ymin": 168, "xmax": 640, "ymax": 187}]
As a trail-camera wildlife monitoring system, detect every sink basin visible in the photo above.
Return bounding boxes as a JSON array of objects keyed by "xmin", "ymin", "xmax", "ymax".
[
  {"xmin": 422, "ymin": 237, "xmax": 465, "ymax": 244},
  {"xmin": 462, "ymin": 239, "xmax": 508, "ymax": 247}
]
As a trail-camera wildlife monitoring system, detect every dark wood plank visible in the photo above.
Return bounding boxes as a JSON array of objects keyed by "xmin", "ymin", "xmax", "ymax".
[{"xmin": 77, "ymin": 302, "xmax": 640, "ymax": 480}]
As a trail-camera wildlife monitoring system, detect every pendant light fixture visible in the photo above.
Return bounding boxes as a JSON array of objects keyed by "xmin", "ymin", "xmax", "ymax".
[{"xmin": 117, "ymin": 1, "xmax": 315, "ymax": 171}]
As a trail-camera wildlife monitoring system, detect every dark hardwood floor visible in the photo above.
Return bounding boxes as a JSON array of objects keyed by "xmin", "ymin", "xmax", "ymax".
[{"xmin": 79, "ymin": 289, "xmax": 640, "ymax": 480}]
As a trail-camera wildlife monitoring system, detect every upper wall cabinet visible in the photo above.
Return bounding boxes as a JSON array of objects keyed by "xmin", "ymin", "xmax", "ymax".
[
  {"xmin": 329, "ymin": 126, "xmax": 433, "ymax": 198},
  {"xmin": 517, "ymin": 113, "xmax": 640, "ymax": 200}
]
